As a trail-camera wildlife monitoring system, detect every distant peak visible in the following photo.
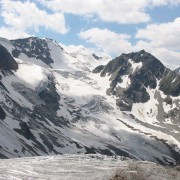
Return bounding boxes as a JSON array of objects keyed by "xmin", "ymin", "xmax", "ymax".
[
  {"xmin": 121, "ymin": 50, "xmax": 147, "ymax": 57},
  {"xmin": 139, "ymin": 49, "xmax": 146, "ymax": 54}
]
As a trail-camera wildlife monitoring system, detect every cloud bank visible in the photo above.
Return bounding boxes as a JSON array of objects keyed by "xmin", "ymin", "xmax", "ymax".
[
  {"xmin": 38, "ymin": 0, "xmax": 180, "ymax": 24},
  {"xmin": 0, "ymin": 0, "xmax": 68, "ymax": 39}
]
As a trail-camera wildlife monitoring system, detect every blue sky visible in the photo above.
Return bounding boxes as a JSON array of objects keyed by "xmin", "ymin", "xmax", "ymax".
[{"xmin": 0, "ymin": 0, "xmax": 180, "ymax": 69}]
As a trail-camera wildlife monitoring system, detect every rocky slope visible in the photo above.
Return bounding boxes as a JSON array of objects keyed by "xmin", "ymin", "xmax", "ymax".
[
  {"xmin": 174, "ymin": 67, "xmax": 180, "ymax": 74},
  {"xmin": 0, "ymin": 36, "xmax": 179, "ymax": 166},
  {"xmin": 0, "ymin": 44, "xmax": 18, "ymax": 71}
]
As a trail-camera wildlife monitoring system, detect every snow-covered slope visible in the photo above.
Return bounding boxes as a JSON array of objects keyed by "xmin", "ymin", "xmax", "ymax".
[
  {"xmin": 0, "ymin": 37, "xmax": 179, "ymax": 166},
  {"xmin": 63, "ymin": 44, "xmax": 111, "ymax": 70}
]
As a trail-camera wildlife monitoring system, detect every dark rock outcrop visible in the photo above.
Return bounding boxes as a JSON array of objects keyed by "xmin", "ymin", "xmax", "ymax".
[
  {"xmin": 164, "ymin": 96, "xmax": 173, "ymax": 105},
  {"xmin": 0, "ymin": 106, "xmax": 6, "ymax": 120},
  {"xmin": 14, "ymin": 122, "xmax": 35, "ymax": 140},
  {"xmin": 159, "ymin": 70, "xmax": 180, "ymax": 96},
  {"xmin": 166, "ymin": 108, "xmax": 180, "ymax": 123},
  {"xmin": 116, "ymin": 98, "xmax": 132, "ymax": 111},
  {"xmin": 38, "ymin": 76, "xmax": 60, "ymax": 115},
  {"xmin": 11, "ymin": 37, "xmax": 54, "ymax": 65},
  {"xmin": 92, "ymin": 65, "xmax": 104, "ymax": 74},
  {"xmin": 92, "ymin": 53, "xmax": 102, "ymax": 60},
  {"xmin": 0, "ymin": 45, "xmax": 18, "ymax": 71}
]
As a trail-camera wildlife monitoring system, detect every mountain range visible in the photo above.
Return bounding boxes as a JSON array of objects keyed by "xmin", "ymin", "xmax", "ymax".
[{"xmin": 0, "ymin": 36, "xmax": 179, "ymax": 166}]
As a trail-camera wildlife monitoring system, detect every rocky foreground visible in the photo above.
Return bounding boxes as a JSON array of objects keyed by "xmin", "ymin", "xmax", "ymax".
[{"xmin": 0, "ymin": 155, "xmax": 179, "ymax": 180}]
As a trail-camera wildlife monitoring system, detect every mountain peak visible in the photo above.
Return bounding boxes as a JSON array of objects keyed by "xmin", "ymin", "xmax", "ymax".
[
  {"xmin": 93, "ymin": 50, "xmax": 179, "ymax": 111},
  {"xmin": 139, "ymin": 49, "xmax": 146, "ymax": 53},
  {"xmin": 120, "ymin": 50, "xmax": 163, "ymax": 64},
  {"xmin": 99, "ymin": 50, "xmax": 165, "ymax": 79},
  {"xmin": 122, "ymin": 49, "xmax": 146, "ymax": 56}
]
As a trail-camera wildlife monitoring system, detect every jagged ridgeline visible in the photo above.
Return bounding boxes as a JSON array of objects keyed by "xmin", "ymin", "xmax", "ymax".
[{"xmin": 0, "ymin": 37, "xmax": 179, "ymax": 166}]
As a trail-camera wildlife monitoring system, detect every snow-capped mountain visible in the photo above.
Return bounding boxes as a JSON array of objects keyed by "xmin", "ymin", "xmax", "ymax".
[{"xmin": 0, "ymin": 36, "xmax": 179, "ymax": 166}]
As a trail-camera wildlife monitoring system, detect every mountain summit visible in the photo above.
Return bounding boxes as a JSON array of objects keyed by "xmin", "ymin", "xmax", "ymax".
[{"xmin": 94, "ymin": 50, "xmax": 180, "ymax": 110}]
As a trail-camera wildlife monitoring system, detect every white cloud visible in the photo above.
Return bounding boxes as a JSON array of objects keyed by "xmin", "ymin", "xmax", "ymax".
[
  {"xmin": 135, "ymin": 18, "xmax": 180, "ymax": 69},
  {"xmin": 0, "ymin": 27, "xmax": 30, "ymax": 40},
  {"xmin": 136, "ymin": 18, "xmax": 180, "ymax": 51},
  {"xmin": 135, "ymin": 40, "xmax": 180, "ymax": 69},
  {"xmin": 79, "ymin": 28, "xmax": 133, "ymax": 55},
  {"xmin": 38, "ymin": 0, "xmax": 180, "ymax": 24},
  {"xmin": 0, "ymin": 0, "xmax": 68, "ymax": 39},
  {"xmin": 38, "ymin": 0, "xmax": 150, "ymax": 24},
  {"xmin": 150, "ymin": 0, "xmax": 180, "ymax": 6}
]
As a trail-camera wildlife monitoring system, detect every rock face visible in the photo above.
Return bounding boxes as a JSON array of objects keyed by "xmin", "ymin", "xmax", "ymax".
[
  {"xmin": 0, "ymin": 106, "xmax": 6, "ymax": 120},
  {"xmin": 38, "ymin": 76, "xmax": 60, "ymax": 117},
  {"xmin": 159, "ymin": 70, "xmax": 180, "ymax": 96},
  {"xmin": 92, "ymin": 65, "xmax": 105, "ymax": 74},
  {"xmin": 0, "ymin": 45, "xmax": 18, "ymax": 71},
  {"xmin": 14, "ymin": 122, "xmax": 35, "ymax": 140},
  {"xmin": 174, "ymin": 67, "xmax": 180, "ymax": 74}
]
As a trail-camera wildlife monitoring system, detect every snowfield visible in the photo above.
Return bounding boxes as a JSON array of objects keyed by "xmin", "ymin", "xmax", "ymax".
[{"xmin": 0, "ymin": 155, "xmax": 179, "ymax": 180}]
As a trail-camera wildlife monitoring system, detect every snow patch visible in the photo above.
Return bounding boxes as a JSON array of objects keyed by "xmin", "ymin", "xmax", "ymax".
[
  {"xmin": 15, "ymin": 60, "xmax": 48, "ymax": 90},
  {"xmin": 129, "ymin": 59, "xmax": 142, "ymax": 73}
]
